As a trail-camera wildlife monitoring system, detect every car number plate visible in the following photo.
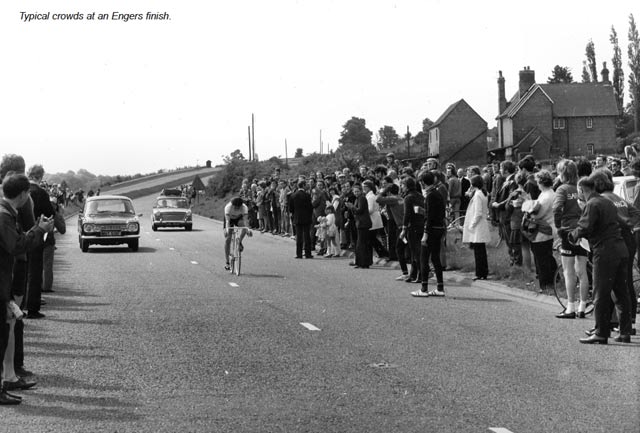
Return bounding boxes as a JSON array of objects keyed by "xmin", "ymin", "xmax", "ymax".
[{"xmin": 102, "ymin": 230, "xmax": 120, "ymax": 236}]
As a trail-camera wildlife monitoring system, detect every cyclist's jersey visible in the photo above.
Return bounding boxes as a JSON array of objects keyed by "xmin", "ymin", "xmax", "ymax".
[{"xmin": 225, "ymin": 203, "xmax": 248, "ymax": 227}]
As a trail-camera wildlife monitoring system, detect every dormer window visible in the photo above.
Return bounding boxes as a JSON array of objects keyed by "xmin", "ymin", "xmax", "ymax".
[
  {"xmin": 586, "ymin": 117, "xmax": 593, "ymax": 129},
  {"xmin": 553, "ymin": 118, "xmax": 566, "ymax": 130}
]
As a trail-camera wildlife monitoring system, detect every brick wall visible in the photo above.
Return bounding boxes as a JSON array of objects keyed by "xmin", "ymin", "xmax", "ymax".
[
  {"xmin": 439, "ymin": 101, "xmax": 487, "ymax": 166},
  {"xmin": 512, "ymin": 90, "xmax": 553, "ymax": 149},
  {"xmin": 566, "ymin": 116, "xmax": 617, "ymax": 156}
]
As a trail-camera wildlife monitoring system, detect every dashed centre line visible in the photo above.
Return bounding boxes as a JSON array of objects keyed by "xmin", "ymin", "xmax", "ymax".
[
  {"xmin": 169, "ymin": 247, "xmax": 175, "ymax": 251},
  {"xmin": 489, "ymin": 428, "xmax": 515, "ymax": 433},
  {"xmin": 228, "ymin": 282, "xmax": 239, "ymax": 287},
  {"xmin": 190, "ymin": 261, "xmax": 198, "ymax": 265},
  {"xmin": 300, "ymin": 322, "xmax": 321, "ymax": 331}
]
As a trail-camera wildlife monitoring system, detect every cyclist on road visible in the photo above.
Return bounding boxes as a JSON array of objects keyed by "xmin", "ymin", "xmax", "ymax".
[{"xmin": 224, "ymin": 197, "xmax": 251, "ymax": 271}]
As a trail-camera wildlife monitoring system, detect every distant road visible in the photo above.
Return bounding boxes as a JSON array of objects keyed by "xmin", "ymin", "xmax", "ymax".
[{"xmin": 105, "ymin": 167, "xmax": 221, "ymax": 196}]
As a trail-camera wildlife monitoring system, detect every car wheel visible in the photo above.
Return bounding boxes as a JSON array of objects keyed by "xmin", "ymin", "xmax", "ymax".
[
  {"xmin": 185, "ymin": 224, "xmax": 192, "ymax": 231},
  {"xmin": 129, "ymin": 239, "xmax": 139, "ymax": 252},
  {"xmin": 81, "ymin": 239, "xmax": 89, "ymax": 252},
  {"xmin": 152, "ymin": 224, "xmax": 158, "ymax": 231}
]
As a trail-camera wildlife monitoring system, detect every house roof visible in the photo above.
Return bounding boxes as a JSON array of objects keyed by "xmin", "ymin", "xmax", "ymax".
[
  {"xmin": 539, "ymin": 83, "xmax": 619, "ymax": 117},
  {"xmin": 499, "ymin": 82, "xmax": 619, "ymax": 119},
  {"xmin": 430, "ymin": 99, "xmax": 486, "ymax": 128}
]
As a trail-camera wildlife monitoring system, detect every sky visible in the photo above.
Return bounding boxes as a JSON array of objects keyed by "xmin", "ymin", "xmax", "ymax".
[{"xmin": 1, "ymin": 0, "xmax": 638, "ymax": 176}]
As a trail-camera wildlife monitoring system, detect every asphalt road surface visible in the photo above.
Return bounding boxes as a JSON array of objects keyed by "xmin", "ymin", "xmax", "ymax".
[{"xmin": 5, "ymin": 194, "xmax": 639, "ymax": 432}]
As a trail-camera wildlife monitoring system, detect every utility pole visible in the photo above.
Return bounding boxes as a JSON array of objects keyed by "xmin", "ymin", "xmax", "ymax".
[
  {"xmin": 405, "ymin": 126, "xmax": 412, "ymax": 159},
  {"xmin": 320, "ymin": 129, "xmax": 322, "ymax": 154},
  {"xmin": 251, "ymin": 113, "xmax": 255, "ymax": 161},
  {"xmin": 247, "ymin": 126, "xmax": 252, "ymax": 161},
  {"xmin": 285, "ymin": 139, "xmax": 288, "ymax": 165}
]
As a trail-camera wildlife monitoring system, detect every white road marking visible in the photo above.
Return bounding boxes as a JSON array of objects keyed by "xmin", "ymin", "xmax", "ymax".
[
  {"xmin": 169, "ymin": 247, "xmax": 175, "ymax": 251},
  {"xmin": 300, "ymin": 322, "xmax": 321, "ymax": 331},
  {"xmin": 190, "ymin": 261, "xmax": 198, "ymax": 265},
  {"xmin": 155, "ymin": 238, "xmax": 161, "ymax": 241},
  {"xmin": 489, "ymin": 428, "xmax": 515, "ymax": 433},
  {"xmin": 228, "ymin": 282, "xmax": 239, "ymax": 287}
]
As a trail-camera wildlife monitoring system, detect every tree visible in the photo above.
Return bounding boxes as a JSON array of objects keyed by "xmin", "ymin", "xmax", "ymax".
[
  {"xmin": 611, "ymin": 25, "xmax": 625, "ymax": 115},
  {"xmin": 586, "ymin": 39, "xmax": 598, "ymax": 82},
  {"xmin": 377, "ymin": 125, "xmax": 399, "ymax": 149},
  {"xmin": 338, "ymin": 116, "xmax": 373, "ymax": 147},
  {"xmin": 422, "ymin": 117, "xmax": 434, "ymax": 132},
  {"xmin": 581, "ymin": 60, "xmax": 591, "ymax": 83},
  {"xmin": 547, "ymin": 65, "xmax": 574, "ymax": 83},
  {"xmin": 629, "ymin": 13, "xmax": 640, "ymax": 132},
  {"xmin": 223, "ymin": 149, "xmax": 245, "ymax": 164},
  {"xmin": 294, "ymin": 148, "xmax": 303, "ymax": 158}
]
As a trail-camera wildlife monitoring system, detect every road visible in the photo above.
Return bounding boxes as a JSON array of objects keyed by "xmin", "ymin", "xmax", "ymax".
[{"xmin": 5, "ymin": 193, "xmax": 639, "ymax": 432}]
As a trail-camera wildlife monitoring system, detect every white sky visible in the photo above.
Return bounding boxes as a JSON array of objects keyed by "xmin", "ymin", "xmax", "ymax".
[{"xmin": 1, "ymin": 0, "xmax": 638, "ymax": 175}]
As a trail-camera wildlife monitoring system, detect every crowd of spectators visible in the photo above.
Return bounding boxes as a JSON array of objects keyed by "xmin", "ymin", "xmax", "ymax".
[
  {"xmin": 234, "ymin": 151, "xmax": 639, "ymax": 345},
  {"xmin": 0, "ymin": 154, "xmax": 66, "ymax": 405}
]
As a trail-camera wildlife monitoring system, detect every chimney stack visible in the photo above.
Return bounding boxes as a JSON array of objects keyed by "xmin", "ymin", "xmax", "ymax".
[
  {"xmin": 498, "ymin": 71, "xmax": 506, "ymax": 115},
  {"xmin": 519, "ymin": 66, "xmax": 536, "ymax": 98},
  {"xmin": 601, "ymin": 61, "xmax": 610, "ymax": 84}
]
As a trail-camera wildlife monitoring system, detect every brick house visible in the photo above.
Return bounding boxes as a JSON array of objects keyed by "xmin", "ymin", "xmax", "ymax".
[
  {"xmin": 427, "ymin": 99, "xmax": 488, "ymax": 167},
  {"xmin": 492, "ymin": 66, "xmax": 619, "ymax": 162}
]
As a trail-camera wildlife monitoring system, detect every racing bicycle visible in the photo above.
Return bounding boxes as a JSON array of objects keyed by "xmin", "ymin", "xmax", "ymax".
[{"xmin": 227, "ymin": 227, "xmax": 251, "ymax": 276}]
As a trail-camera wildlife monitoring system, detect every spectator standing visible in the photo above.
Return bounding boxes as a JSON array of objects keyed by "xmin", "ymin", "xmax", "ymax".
[
  {"xmin": 363, "ymin": 180, "xmax": 388, "ymax": 260},
  {"xmin": 446, "ymin": 164, "xmax": 461, "ymax": 220},
  {"xmin": 524, "ymin": 170, "xmax": 557, "ymax": 293},
  {"xmin": 289, "ymin": 180, "xmax": 313, "ymax": 259},
  {"xmin": 347, "ymin": 183, "xmax": 373, "ymax": 269},
  {"xmin": 42, "ymin": 198, "xmax": 66, "ymax": 293},
  {"xmin": 25, "ymin": 165, "xmax": 54, "ymax": 319},
  {"xmin": 570, "ymin": 175, "xmax": 632, "ymax": 344},
  {"xmin": 552, "ymin": 160, "xmax": 590, "ymax": 318},
  {"xmin": 0, "ymin": 173, "xmax": 53, "ymax": 404},
  {"xmin": 492, "ymin": 161, "xmax": 518, "ymax": 265},
  {"xmin": 377, "ymin": 183, "xmax": 408, "ymax": 280},
  {"xmin": 411, "ymin": 171, "xmax": 446, "ymax": 297},
  {"xmin": 462, "ymin": 175, "xmax": 491, "ymax": 280},
  {"xmin": 324, "ymin": 206, "xmax": 339, "ymax": 258},
  {"xmin": 400, "ymin": 177, "xmax": 425, "ymax": 283},
  {"xmin": 505, "ymin": 172, "xmax": 530, "ymax": 269},
  {"xmin": 458, "ymin": 168, "xmax": 471, "ymax": 217}
]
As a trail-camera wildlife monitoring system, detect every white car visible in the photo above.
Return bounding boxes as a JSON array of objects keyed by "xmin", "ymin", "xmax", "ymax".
[{"xmin": 612, "ymin": 175, "xmax": 637, "ymax": 205}]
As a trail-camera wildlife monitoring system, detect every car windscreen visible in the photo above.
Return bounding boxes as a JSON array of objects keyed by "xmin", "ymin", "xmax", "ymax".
[
  {"xmin": 87, "ymin": 199, "xmax": 135, "ymax": 214},
  {"xmin": 157, "ymin": 198, "xmax": 188, "ymax": 208}
]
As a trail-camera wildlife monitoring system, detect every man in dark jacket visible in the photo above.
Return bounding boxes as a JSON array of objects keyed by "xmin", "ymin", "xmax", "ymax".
[
  {"xmin": 25, "ymin": 165, "xmax": 54, "ymax": 319},
  {"xmin": 399, "ymin": 177, "xmax": 425, "ymax": 282},
  {"xmin": 289, "ymin": 180, "xmax": 314, "ymax": 259},
  {"xmin": 347, "ymin": 183, "xmax": 372, "ymax": 268}
]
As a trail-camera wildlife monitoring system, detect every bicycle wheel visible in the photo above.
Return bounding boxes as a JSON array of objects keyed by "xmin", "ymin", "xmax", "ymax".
[
  {"xmin": 446, "ymin": 216, "xmax": 465, "ymax": 245},
  {"xmin": 233, "ymin": 236, "xmax": 242, "ymax": 276},
  {"xmin": 228, "ymin": 232, "xmax": 236, "ymax": 274},
  {"xmin": 553, "ymin": 261, "xmax": 595, "ymax": 315},
  {"xmin": 553, "ymin": 264, "xmax": 567, "ymax": 310}
]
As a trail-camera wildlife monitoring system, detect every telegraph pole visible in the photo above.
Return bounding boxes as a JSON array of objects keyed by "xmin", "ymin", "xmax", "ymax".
[
  {"xmin": 285, "ymin": 139, "xmax": 288, "ymax": 165},
  {"xmin": 251, "ymin": 113, "xmax": 255, "ymax": 161},
  {"xmin": 406, "ymin": 126, "xmax": 412, "ymax": 159},
  {"xmin": 247, "ymin": 126, "xmax": 252, "ymax": 161},
  {"xmin": 320, "ymin": 129, "xmax": 322, "ymax": 154}
]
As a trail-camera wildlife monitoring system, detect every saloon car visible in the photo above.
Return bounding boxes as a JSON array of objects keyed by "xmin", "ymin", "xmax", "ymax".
[
  {"xmin": 77, "ymin": 195, "xmax": 141, "ymax": 252},
  {"xmin": 151, "ymin": 196, "xmax": 193, "ymax": 231}
]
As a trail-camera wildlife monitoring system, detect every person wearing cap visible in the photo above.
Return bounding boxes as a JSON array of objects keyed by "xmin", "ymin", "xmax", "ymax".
[
  {"xmin": 425, "ymin": 158, "xmax": 439, "ymax": 172},
  {"xmin": 385, "ymin": 153, "xmax": 401, "ymax": 173}
]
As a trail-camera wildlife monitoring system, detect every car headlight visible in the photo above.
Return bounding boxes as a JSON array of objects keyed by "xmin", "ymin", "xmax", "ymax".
[
  {"xmin": 83, "ymin": 223, "xmax": 96, "ymax": 233},
  {"xmin": 126, "ymin": 222, "xmax": 139, "ymax": 232}
]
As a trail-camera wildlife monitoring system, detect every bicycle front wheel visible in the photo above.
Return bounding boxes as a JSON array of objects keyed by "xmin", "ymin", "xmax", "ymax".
[{"xmin": 233, "ymin": 237, "xmax": 242, "ymax": 276}]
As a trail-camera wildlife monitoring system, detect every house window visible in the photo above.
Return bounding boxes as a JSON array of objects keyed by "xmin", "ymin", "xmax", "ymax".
[
  {"xmin": 553, "ymin": 118, "xmax": 566, "ymax": 129},
  {"xmin": 586, "ymin": 144, "xmax": 594, "ymax": 155},
  {"xmin": 586, "ymin": 117, "xmax": 593, "ymax": 129}
]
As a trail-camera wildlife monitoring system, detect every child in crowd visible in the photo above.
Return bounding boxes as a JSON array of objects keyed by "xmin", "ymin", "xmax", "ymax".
[
  {"xmin": 324, "ymin": 206, "xmax": 339, "ymax": 258},
  {"xmin": 315, "ymin": 216, "xmax": 327, "ymax": 255}
]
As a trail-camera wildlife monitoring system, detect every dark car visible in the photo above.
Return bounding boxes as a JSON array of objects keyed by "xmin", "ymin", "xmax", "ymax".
[
  {"xmin": 160, "ymin": 188, "xmax": 182, "ymax": 197},
  {"xmin": 151, "ymin": 196, "xmax": 193, "ymax": 231},
  {"xmin": 77, "ymin": 195, "xmax": 141, "ymax": 252}
]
